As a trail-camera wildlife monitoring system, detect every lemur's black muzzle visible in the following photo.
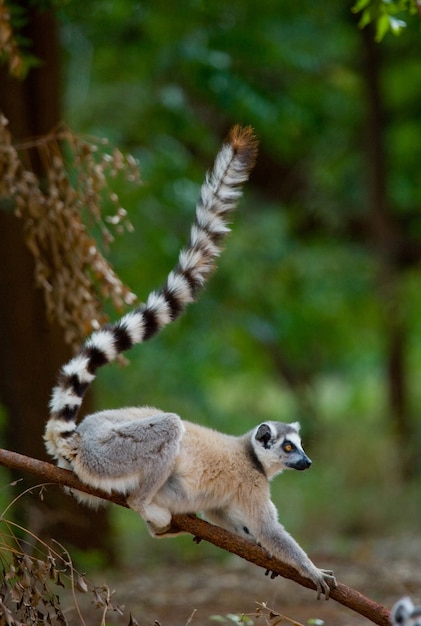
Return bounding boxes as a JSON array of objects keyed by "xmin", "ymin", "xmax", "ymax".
[{"xmin": 287, "ymin": 452, "xmax": 312, "ymax": 471}]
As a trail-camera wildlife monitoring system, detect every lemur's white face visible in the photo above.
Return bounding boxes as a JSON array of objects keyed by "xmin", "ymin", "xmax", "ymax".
[{"xmin": 252, "ymin": 421, "xmax": 311, "ymax": 479}]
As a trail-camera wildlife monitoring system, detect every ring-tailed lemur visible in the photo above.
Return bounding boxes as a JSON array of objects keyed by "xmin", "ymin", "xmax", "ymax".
[
  {"xmin": 392, "ymin": 598, "xmax": 421, "ymax": 626},
  {"xmin": 45, "ymin": 126, "xmax": 336, "ymax": 599}
]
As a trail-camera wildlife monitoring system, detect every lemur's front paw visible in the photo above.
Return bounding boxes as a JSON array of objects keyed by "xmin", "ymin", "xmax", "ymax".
[{"xmin": 312, "ymin": 568, "xmax": 337, "ymax": 600}]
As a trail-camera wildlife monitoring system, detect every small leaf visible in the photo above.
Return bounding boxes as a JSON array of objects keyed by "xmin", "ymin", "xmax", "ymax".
[
  {"xmin": 359, "ymin": 7, "xmax": 375, "ymax": 28},
  {"xmin": 76, "ymin": 573, "xmax": 88, "ymax": 593},
  {"xmin": 351, "ymin": 0, "xmax": 371, "ymax": 13},
  {"xmin": 389, "ymin": 15, "xmax": 407, "ymax": 33},
  {"xmin": 375, "ymin": 13, "xmax": 391, "ymax": 40}
]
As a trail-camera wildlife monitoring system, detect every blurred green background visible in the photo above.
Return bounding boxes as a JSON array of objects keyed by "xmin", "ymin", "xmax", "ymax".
[{"xmin": 1, "ymin": 0, "xmax": 421, "ymax": 570}]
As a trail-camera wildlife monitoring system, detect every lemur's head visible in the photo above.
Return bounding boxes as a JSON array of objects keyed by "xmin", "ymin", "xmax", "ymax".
[
  {"xmin": 252, "ymin": 421, "xmax": 311, "ymax": 479},
  {"xmin": 392, "ymin": 598, "xmax": 421, "ymax": 626}
]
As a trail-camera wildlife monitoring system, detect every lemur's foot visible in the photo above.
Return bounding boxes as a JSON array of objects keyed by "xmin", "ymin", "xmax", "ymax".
[{"xmin": 147, "ymin": 521, "xmax": 186, "ymax": 537}]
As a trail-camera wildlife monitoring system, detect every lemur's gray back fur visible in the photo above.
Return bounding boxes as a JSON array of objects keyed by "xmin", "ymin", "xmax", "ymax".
[{"xmin": 45, "ymin": 126, "xmax": 258, "ymax": 461}]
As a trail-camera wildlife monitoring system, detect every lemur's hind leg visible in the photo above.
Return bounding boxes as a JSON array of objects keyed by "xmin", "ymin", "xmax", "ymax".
[
  {"xmin": 71, "ymin": 410, "xmax": 183, "ymax": 498},
  {"xmin": 127, "ymin": 477, "xmax": 175, "ymax": 537}
]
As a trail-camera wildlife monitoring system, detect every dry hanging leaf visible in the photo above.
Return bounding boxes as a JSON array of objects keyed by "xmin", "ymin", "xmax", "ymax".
[
  {"xmin": 0, "ymin": 114, "xmax": 141, "ymax": 348},
  {"xmin": 0, "ymin": 0, "xmax": 24, "ymax": 77}
]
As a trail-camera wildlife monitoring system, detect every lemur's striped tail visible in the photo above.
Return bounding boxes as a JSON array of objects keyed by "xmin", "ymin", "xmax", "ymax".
[{"xmin": 45, "ymin": 125, "xmax": 258, "ymax": 460}]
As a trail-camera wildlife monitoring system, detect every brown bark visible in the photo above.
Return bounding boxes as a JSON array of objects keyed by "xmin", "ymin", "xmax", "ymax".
[
  {"xmin": 361, "ymin": 27, "xmax": 415, "ymax": 478},
  {"xmin": 0, "ymin": 448, "xmax": 392, "ymax": 626},
  {"xmin": 0, "ymin": 4, "xmax": 113, "ymax": 555}
]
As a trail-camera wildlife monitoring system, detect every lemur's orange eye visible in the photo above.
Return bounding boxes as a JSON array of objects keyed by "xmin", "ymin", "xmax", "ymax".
[{"xmin": 283, "ymin": 442, "xmax": 293, "ymax": 453}]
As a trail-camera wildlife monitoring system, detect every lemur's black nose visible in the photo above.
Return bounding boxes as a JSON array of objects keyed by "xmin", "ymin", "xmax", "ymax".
[
  {"xmin": 302, "ymin": 456, "xmax": 312, "ymax": 469},
  {"xmin": 295, "ymin": 454, "xmax": 312, "ymax": 470}
]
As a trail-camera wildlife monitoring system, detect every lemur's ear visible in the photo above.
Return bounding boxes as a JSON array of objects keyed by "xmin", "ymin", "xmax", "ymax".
[
  {"xmin": 290, "ymin": 421, "xmax": 301, "ymax": 432},
  {"xmin": 255, "ymin": 423, "xmax": 274, "ymax": 448}
]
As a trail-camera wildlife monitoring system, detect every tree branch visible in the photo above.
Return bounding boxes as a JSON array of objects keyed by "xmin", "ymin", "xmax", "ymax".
[{"xmin": 0, "ymin": 448, "xmax": 391, "ymax": 626}]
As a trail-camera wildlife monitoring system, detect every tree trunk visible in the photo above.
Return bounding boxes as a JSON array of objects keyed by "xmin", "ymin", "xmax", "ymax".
[
  {"xmin": 360, "ymin": 26, "xmax": 415, "ymax": 479},
  {"xmin": 0, "ymin": 4, "xmax": 114, "ymax": 559}
]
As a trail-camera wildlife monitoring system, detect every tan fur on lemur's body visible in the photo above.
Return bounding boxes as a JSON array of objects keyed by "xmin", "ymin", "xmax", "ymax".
[{"xmin": 45, "ymin": 126, "xmax": 336, "ymax": 599}]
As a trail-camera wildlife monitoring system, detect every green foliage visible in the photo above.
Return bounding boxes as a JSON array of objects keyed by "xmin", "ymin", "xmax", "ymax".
[
  {"xmin": 210, "ymin": 615, "xmax": 254, "ymax": 625},
  {"xmin": 209, "ymin": 602, "xmax": 324, "ymax": 626},
  {"xmin": 352, "ymin": 0, "xmax": 420, "ymax": 41},
  {"xmin": 56, "ymin": 0, "xmax": 421, "ymax": 481},
  {"xmin": 3, "ymin": 0, "xmax": 415, "ymax": 554}
]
